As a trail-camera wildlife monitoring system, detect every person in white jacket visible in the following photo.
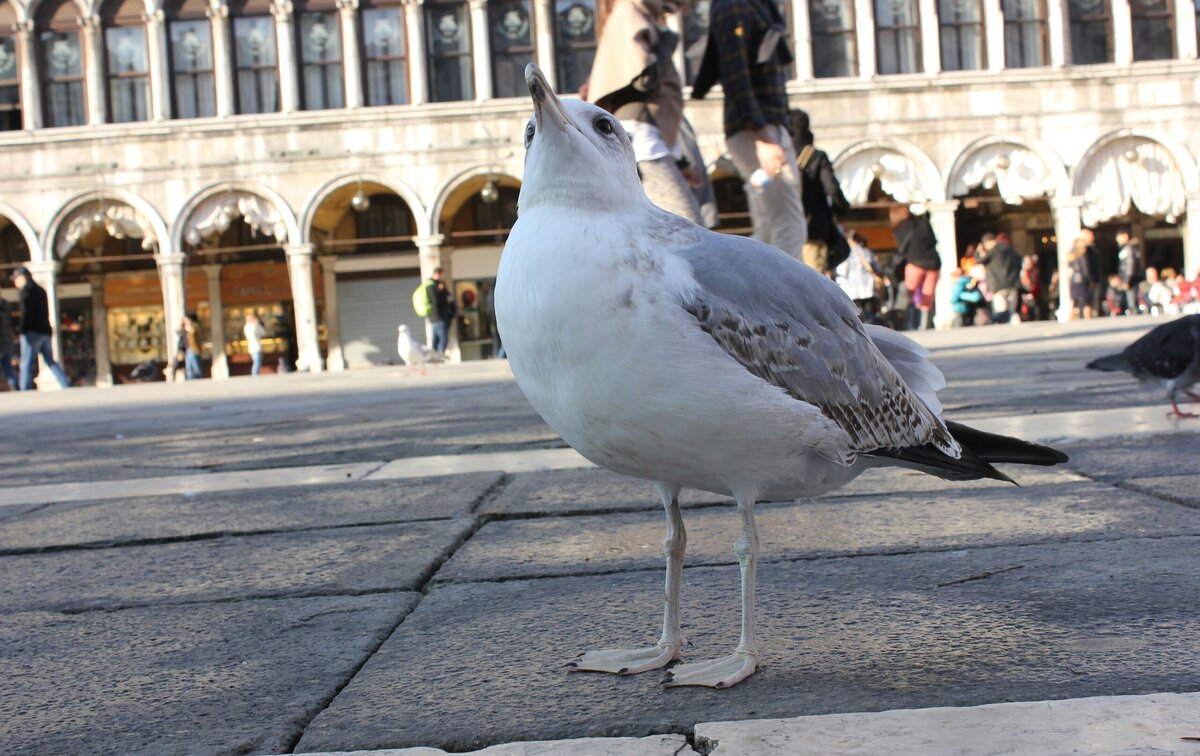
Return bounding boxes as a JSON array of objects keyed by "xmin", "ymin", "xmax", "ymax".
[
  {"xmin": 835, "ymin": 231, "xmax": 882, "ymax": 324},
  {"xmin": 244, "ymin": 313, "xmax": 267, "ymax": 376}
]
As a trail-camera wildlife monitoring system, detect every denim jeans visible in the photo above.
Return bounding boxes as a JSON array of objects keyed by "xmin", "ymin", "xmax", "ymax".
[
  {"xmin": 431, "ymin": 320, "xmax": 450, "ymax": 353},
  {"xmin": 185, "ymin": 348, "xmax": 202, "ymax": 380},
  {"xmin": 19, "ymin": 332, "xmax": 70, "ymax": 390},
  {"xmin": 0, "ymin": 350, "xmax": 16, "ymax": 388},
  {"xmin": 251, "ymin": 350, "xmax": 263, "ymax": 376}
]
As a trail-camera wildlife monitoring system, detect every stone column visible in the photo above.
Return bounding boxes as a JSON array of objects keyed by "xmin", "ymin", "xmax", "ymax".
[
  {"xmin": 533, "ymin": 0, "xmax": 557, "ymax": 90},
  {"xmin": 209, "ymin": 4, "xmax": 236, "ymax": 116},
  {"xmin": 855, "ymin": 0, "xmax": 876, "ymax": 77},
  {"xmin": 144, "ymin": 10, "xmax": 171, "ymax": 120},
  {"xmin": 984, "ymin": 0, "xmax": 1005, "ymax": 70},
  {"xmin": 203, "ymin": 265, "xmax": 229, "ymax": 378},
  {"xmin": 789, "ymin": 0, "xmax": 813, "ymax": 81},
  {"xmin": 272, "ymin": 1, "xmax": 300, "ymax": 112},
  {"xmin": 1046, "ymin": 0, "xmax": 1068, "ymax": 65},
  {"xmin": 27, "ymin": 261, "xmax": 64, "ymax": 388},
  {"xmin": 403, "ymin": 0, "xmax": 429, "ymax": 104},
  {"xmin": 318, "ymin": 254, "xmax": 346, "ymax": 370},
  {"xmin": 926, "ymin": 201, "xmax": 960, "ymax": 329},
  {"xmin": 469, "ymin": 0, "xmax": 491, "ymax": 99},
  {"xmin": 81, "ymin": 15, "xmax": 106, "ymax": 125},
  {"xmin": 337, "ymin": 0, "xmax": 364, "ymax": 107},
  {"xmin": 1111, "ymin": 0, "xmax": 1133, "ymax": 64},
  {"xmin": 1179, "ymin": 0, "xmax": 1199, "ymax": 58},
  {"xmin": 415, "ymin": 234, "xmax": 443, "ymax": 348},
  {"xmin": 1051, "ymin": 197, "xmax": 1084, "ymax": 320},
  {"xmin": 1184, "ymin": 195, "xmax": 1200, "ymax": 280},
  {"xmin": 918, "ymin": 0, "xmax": 941, "ymax": 74},
  {"xmin": 156, "ymin": 252, "xmax": 187, "ymax": 376},
  {"xmin": 15, "ymin": 22, "xmax": 42, "ymax": 130},
  {"xmin": 284, "ymin": 243, "xmax": 324, "ymax": 371},
  {"xmin": 666, "ymin": 13, "xmax": 685, "ymax": 86},
  {"xmin": 87, "ymin": 274, "xmax": 113, "ymax": 387}
]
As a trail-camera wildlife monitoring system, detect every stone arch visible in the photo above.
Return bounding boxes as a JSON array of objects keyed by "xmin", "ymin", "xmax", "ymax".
[
  {"xmin": 430, "ymin": 166, "xmax": 522, "ymax": 237},
  {"xmin": 24, "ymin": 0, "xmax": 88, "ymax": 23},
  {"xmin": 44, "ymin": 189, "xmax": 170, "ymax": 260},
  {"xmin": 946, "ymin": 135, "xmax": 1070, "ymax": 205},
  {"xmin": 1072, "ymin": 130, "xmax": 1198, "ymax": 227},
  {"xmin": 299, "ymin": 173, "xmax": 429, "ymax": 242},
  {"xmin": 0, "ymin": 199, "xmax": 42, "ymax": 262},
  {"xmin": 832, "ymin": 139, "xmax": 946, "ymax": 206},
  {"xmin": 172, "ymin": 181, "xmax": 300, "ymax": 252}
]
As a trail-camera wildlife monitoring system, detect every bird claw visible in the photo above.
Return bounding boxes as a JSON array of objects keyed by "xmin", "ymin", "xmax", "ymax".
[
  {"xmin": 1168, "ymin": 406, "xmax": 1199, "ymax": 419},
  {"xmin": 660, "ymin": 651, "xmax": 758, "ymax": 689},
  {"xmin": 567, "ymin": 642, "xmax": 684, "ymax": 676}
]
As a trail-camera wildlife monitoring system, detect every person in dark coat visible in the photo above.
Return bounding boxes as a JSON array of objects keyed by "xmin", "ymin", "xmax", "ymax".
[
  {"xmin": 10, "ymin": 266, "xmax": 70, "ymax": 391},
  {"xmin": 0, "ymin": 295, "xmax": 16, "ymax": 389},
  {"xmin": 1115, "ymin": 228, "xmax": 1143, "ymax": 314},
  {"xmin": 977, "ymin": 233, "xmax": 1021, "ymax": 323},
  {"xmin": 893, "ymin": 209, "xmax": 941, "ymax": 330},
  {"xmin": 425, "ymin": 268, "xmax": 456, "ymax": 354},
  {"xmin": 787, "ymin": 109, "xmax": 849, "ymax": 276},
  {"xmin": 1081, "ymin": 227, "xmax": 1100, "ymax": 317}
]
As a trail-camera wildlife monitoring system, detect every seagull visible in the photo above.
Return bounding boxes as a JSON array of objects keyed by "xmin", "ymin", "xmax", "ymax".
[
  {"xmin": 495, "ymin": 64, "xmax": 1069, "ymax": 689},
  {"xmin": 397, "ymin": 324, "xmax": 446, "ymax": 366},
  {"xmin": 1087, "ymin": 314, "xmax": 1200, "ymax": 418}
]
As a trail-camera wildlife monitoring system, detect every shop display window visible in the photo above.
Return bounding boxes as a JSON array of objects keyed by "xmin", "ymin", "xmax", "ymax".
[
  {"xmin": 107, "ymin": 306, "xmax": 167, "ymax": 365},
  {"xmin": 454, "ymin": 277, "xmax": 500, "ymax": 360}
]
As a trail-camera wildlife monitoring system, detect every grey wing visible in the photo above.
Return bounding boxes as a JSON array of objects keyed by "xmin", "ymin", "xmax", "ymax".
[{"xmin": 673, "ymin": 231, "xmax": 959, "ymax": 458}]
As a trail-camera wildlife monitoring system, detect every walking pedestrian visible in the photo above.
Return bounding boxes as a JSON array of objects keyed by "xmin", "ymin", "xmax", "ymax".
[
  {"xmin": 1067, "ymin": 237, "xmax": 1094, "ymax": 320},
  {"xmin": 244, "ymin": 313, "xmax": 266, "ymax": 376},
  {"xmin": 10, "ymin": 266, "xmax": 70, "ymax": 391},
  {"xmin": 584, "ymin": 0, "xmax": 703, "ymax": 224},
  {"xmin": 787, "ymin": 109, "xmax": 850, "ymax": 276},
  {"xmin": 416, "ymin": 268, "xmax": 455, "ymax": 354},
  {"xmin": 1115, "ymin": 228, "xmax": 1143, "ymax": 315},
  {"xmin": 690, "ymin": 0, "xmax": 807, "ymax": 258},
  {"xmin": 977, "ymin": 233, "xmax": 1021, "ymax": 323},
  {"xmin": 893, "ymin": 208, "xmax": 941, "ymax": 330},
  {"xmin": 178, "ymin": 314, "xmax": 203, "ymax": 380}
]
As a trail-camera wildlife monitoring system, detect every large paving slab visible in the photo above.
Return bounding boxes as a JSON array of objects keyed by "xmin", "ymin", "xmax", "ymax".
[
  {"xmin": 0, "ymin": 473, "xmax": 502, "ymax": 553},
  {"xmin": 436, "ymin": 481, "xmax": 1200, "ymax": 583},
  {"xmin": 306, "ymin": 734, "xmax": 691, "ymax": 756},
  {"xmin": 0, "ymin": 519, "xmax": 473, "ymax": 613},
  {"xmin": 0, "ymin": 593, "xmax": 420, "ymax": 755},
  {"xmin": 1123, "ymin": 472, "xmax": 1200, "ymax": 510},
  {"xmin": 294, "ymin": 536, "xmax": 1200, "ymax": 752},
  {"xmin": 696, "ymin": 692, "xmax": 1200, "ymax": 755},
  {"xmin": 1061, "ymin": 432, "xmax": 1200, "ymax": 482}
]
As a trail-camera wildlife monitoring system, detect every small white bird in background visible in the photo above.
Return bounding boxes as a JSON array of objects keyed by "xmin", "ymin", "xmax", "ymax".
[
  {"xmin": 494, "ymin": 64, "xmax": 1068, "ymax": 690},
  {"xmin": 397, "ymin": 324, "xmax": 446, "ymax": 366}
]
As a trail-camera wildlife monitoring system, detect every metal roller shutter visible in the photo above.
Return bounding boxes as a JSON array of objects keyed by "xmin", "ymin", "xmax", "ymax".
[{"xmin": 337, "ymin": 274, "xmax": 426, "ymax": 367}]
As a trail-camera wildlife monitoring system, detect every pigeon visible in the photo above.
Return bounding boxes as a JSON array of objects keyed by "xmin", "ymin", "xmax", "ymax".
[
  {"xmin": 494, "ymin": 64, "xmax": 1068, "ymax": 689},
  {"xmin": 1087, "ymin": 314, "xmax": 1200, "ymax": 418},
  {"xmin": 397, "ymin": 324, "xmax": 446, "ymax": 366}
]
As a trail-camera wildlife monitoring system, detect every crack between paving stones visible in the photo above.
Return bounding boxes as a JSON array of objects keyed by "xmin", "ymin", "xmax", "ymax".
[
  {"xmin": 279, "ymin": 474, "xmax": 515, "ymax": 754},
  {"xmin": 1070, "ymin": 469, "xmax": 1200, "ymax": 512}
]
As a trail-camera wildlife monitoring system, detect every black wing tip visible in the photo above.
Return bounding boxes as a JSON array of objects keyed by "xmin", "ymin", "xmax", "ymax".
[{"xmin": 1086, "ymin": 353, "xmax": 1129, "ymax": 372}]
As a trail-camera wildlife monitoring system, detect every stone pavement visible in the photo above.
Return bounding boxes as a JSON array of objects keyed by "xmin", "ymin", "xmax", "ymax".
[{"xmin": 1, "ymin": 316, "xmax": 1199, "ymax": 755}]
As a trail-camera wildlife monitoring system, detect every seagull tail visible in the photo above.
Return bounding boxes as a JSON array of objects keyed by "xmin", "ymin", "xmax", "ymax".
[
  {"xmin": 870, "ymin": 421, "xmax": 1068, "ymax": 485},
  {"xmin": 1086, "ymin": 353, "xmax": 1130, "ymax": 372}
]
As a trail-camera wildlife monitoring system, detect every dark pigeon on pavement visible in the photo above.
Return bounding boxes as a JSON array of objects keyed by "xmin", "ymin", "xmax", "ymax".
[{"xmin": 1087, "ymin": 314, "xmax": 1200, "ymax": 418}]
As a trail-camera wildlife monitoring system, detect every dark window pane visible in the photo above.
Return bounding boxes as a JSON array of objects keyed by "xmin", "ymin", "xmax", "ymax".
[
  {"xmin": 938, "ymin": 0, "xmax": 983, "ymax": 70},
  {"xmin": 105, "ymin": 26, "xmax": 149, "ymax": 122},
  {"xmin": 300, "ymin": 11, "xmax": 343, "ymax": 108},
  {"xmin": 1002, "ymin": 0, "xmax": 1047, "ymax": 67},
  {"xmin": 875, "ymin": 0, "xmax": 921, "ymax": 73},
  {"xmin": 0, "ymin": 36, "xmax": 19, "ymax": 130},
  {"xmin": 0, "ymin": 35, "xmax": 17, "ymax": 83},
  {"xmin": 40, "ymin": 29, "xmax": 86, "ymax": 126},
  {"xmin": 489, "ymin": 0, "xmax": 534, "ymax": 98},
  {"xmin": 425, "ymin": 1, "xmax": 473, "ymax": 102},
  {"xmin": 362, "ymin": 7, "xmax": 408, "ymax": 105},
  {"xmin": 810, "ymin": 0, "xmax": 857, "ymax": 77},
  {"xmin": 233, "ymin": 15, "xmax": 279, "ymax": 113},
  {"xmin": 1067, "ymin": 0, "xmax": 1111, "ymax": 64},
  {"xmin": 1130, "ymin": 0, "xmax": 1174, "ymax": 60},
  {"xmin": 170, "ymin": 19, "xmax": 216, "ymax": 117},
  {"xmin": 554, "ymin": 0, "xmax": 595, "ymax": 94}
]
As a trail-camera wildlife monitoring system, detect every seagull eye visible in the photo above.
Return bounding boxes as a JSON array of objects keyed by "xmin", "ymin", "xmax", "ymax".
[
  {"xmin": 524, "ymin": 121, "xmax": 535, "ymax": 148},
  {"xmin": 594, "ymin": 117, "xmax": 616, "ymax": 136}
]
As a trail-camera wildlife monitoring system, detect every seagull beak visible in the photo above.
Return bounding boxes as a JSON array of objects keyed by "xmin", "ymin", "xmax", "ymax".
[{"xmin": 525, "ymin": 63, "xmax": 570, "ymax": 133}]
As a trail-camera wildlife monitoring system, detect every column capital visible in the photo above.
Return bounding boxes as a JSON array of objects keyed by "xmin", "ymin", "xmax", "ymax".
[
  {"xmin": 924, "ymin": 200, "xmax": 961, "ymax": 214},
  {"xmin": 142, "ymin": 9, "xmax": 165, "ymax": 24},
  {"xmin": 14, "ymin": 19, "xmax": 34, "ymax": 36},
  {"xmin": 1049, "ymin": 195, "xmax": 1087, "ymax": 210},
  {"xmin": 270, "ymin": 0, "xmax": 295, "ymax": 18},
  {"xmin": 317, "ymin": 254, "xmax": 338, "ymax": 267},
  {"xmin": 285, "ymin": 242, "xmax": 317, "ymax": 258},
  {"xmin": 201, "ymin": 263, "xmax": 223, "ymax": 279},
  {"xmin": 414, "ymin": 234, "xmax": 445, "ymax": 251},
  {"xmin": 26, "ymin": 260, "xmax": 60, "ymax": 277},
  {"xmin": 336, "ymin": 0, "xmax": 360, "ymax": 10},
  {"xmin": 401, "ymin": 0, "xmax": 424, "ymax": 7},
  {"xmin": 77, "ymin": 14, "xmax": 100, "ymax": 31},
  {"xmin": 206, "ymin": 4, "xmax": 229, "ymax": 19},
  {"xmin": 469, "ymin": 0, "xmax": 487, "ymax": 9},
  {"xmin": 156, "ymin": 252, "xmax": 188, "ymax": 268}
]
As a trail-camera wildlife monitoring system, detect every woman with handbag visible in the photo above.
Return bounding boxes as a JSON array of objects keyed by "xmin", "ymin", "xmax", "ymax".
[{"xmin": 583, "ymin": 0, "xmax": 704, "ymax": 224}]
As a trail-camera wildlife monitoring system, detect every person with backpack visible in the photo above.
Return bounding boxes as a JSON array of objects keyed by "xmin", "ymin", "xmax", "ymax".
[
  {"xmin": 787, "ymin": 109, "xmax": 850, "ymax": 276},
  {"xmin": 413, "ymin": 268, "xmax": 455, "ymax": 354}
]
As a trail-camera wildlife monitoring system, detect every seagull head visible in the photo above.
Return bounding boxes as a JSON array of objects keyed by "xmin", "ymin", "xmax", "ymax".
[
  {"xmin": 398, "ymin": 324, "xmax": 409, "ymax": 334},
  {"xmin": 520, "ymin": 63, "xmax": 644, "ymax": 213}
]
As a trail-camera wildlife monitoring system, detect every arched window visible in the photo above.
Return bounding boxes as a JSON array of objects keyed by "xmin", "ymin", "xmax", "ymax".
[
  {"xmin": 1001, "ymin": 0, "xmax": 1048, "ymax": 67},
  {"xmin": 1130, "ymin": 0, "xmax": 1173, "ymax": 60},
  {"xmin": 38, "ymin": 0, "xmax": 86, "ymax": 127},
  {"xmin": 810, "ymin": 0, "xmax": 857, "ymax": 77},
  {"xmin": 424, "ymin": 0, "xmax": 472, "ymax": 101},
  {"xmin": 360, "ymin": 0, "xmax": 408, "ymax": 105},
  {"xmin": 296, "ymin": 0, "xmax": 343, "ymax": 108},
  {"xmin": 102, "ymin": 0, "xmax": 150, "ymax": 122},
  {"xmin": 0, "ymin": 2, "xmax": 20, "ymax": 130},
  {"xmin": 554, "ymin": 0, "xmax": 594, "ymax": 94},
  {"xmin": 875, "ymin": 0, "xmax": 922, "ymax": 74},
  {"xmin": 489, "ymin": 0, "xmax": 534, "ymax": 97},
  {"xmin": 938, "ymin": 0, "xmax": 984, "ymax": 69},
  {"xmin": 1067, "ymin": 0, "xmax": 1111, "ymax": 64},
  {"xmin": 167, "ymin": 0, "xmax": 216, "ymax": 118},
  {"xmin": 230, "ymin": 0, "xmax": 280, "ymax": 113}
]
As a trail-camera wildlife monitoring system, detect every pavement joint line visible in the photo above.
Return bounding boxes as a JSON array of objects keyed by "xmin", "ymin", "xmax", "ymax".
[{"xmin": 51, "ymin": 585, "xmax": 426, "ymax": 617}]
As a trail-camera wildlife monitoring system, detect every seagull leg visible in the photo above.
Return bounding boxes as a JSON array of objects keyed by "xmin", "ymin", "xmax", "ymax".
[
  {"xmin": 662, "ymin": 491, "xmax": 759, "ymax": 689},
  {"xmin": 568, "ymin": 482, "xmax": 687, "ymax": 675},
  {"xmin": 1168, "ymin": 400, "xmax": 1199, "ymax": 419}
]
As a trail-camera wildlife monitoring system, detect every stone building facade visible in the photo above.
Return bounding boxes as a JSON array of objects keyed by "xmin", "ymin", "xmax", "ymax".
[{"xmin": 0, "ymin": 0, "xmax": 1197, "ymax": 383}]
